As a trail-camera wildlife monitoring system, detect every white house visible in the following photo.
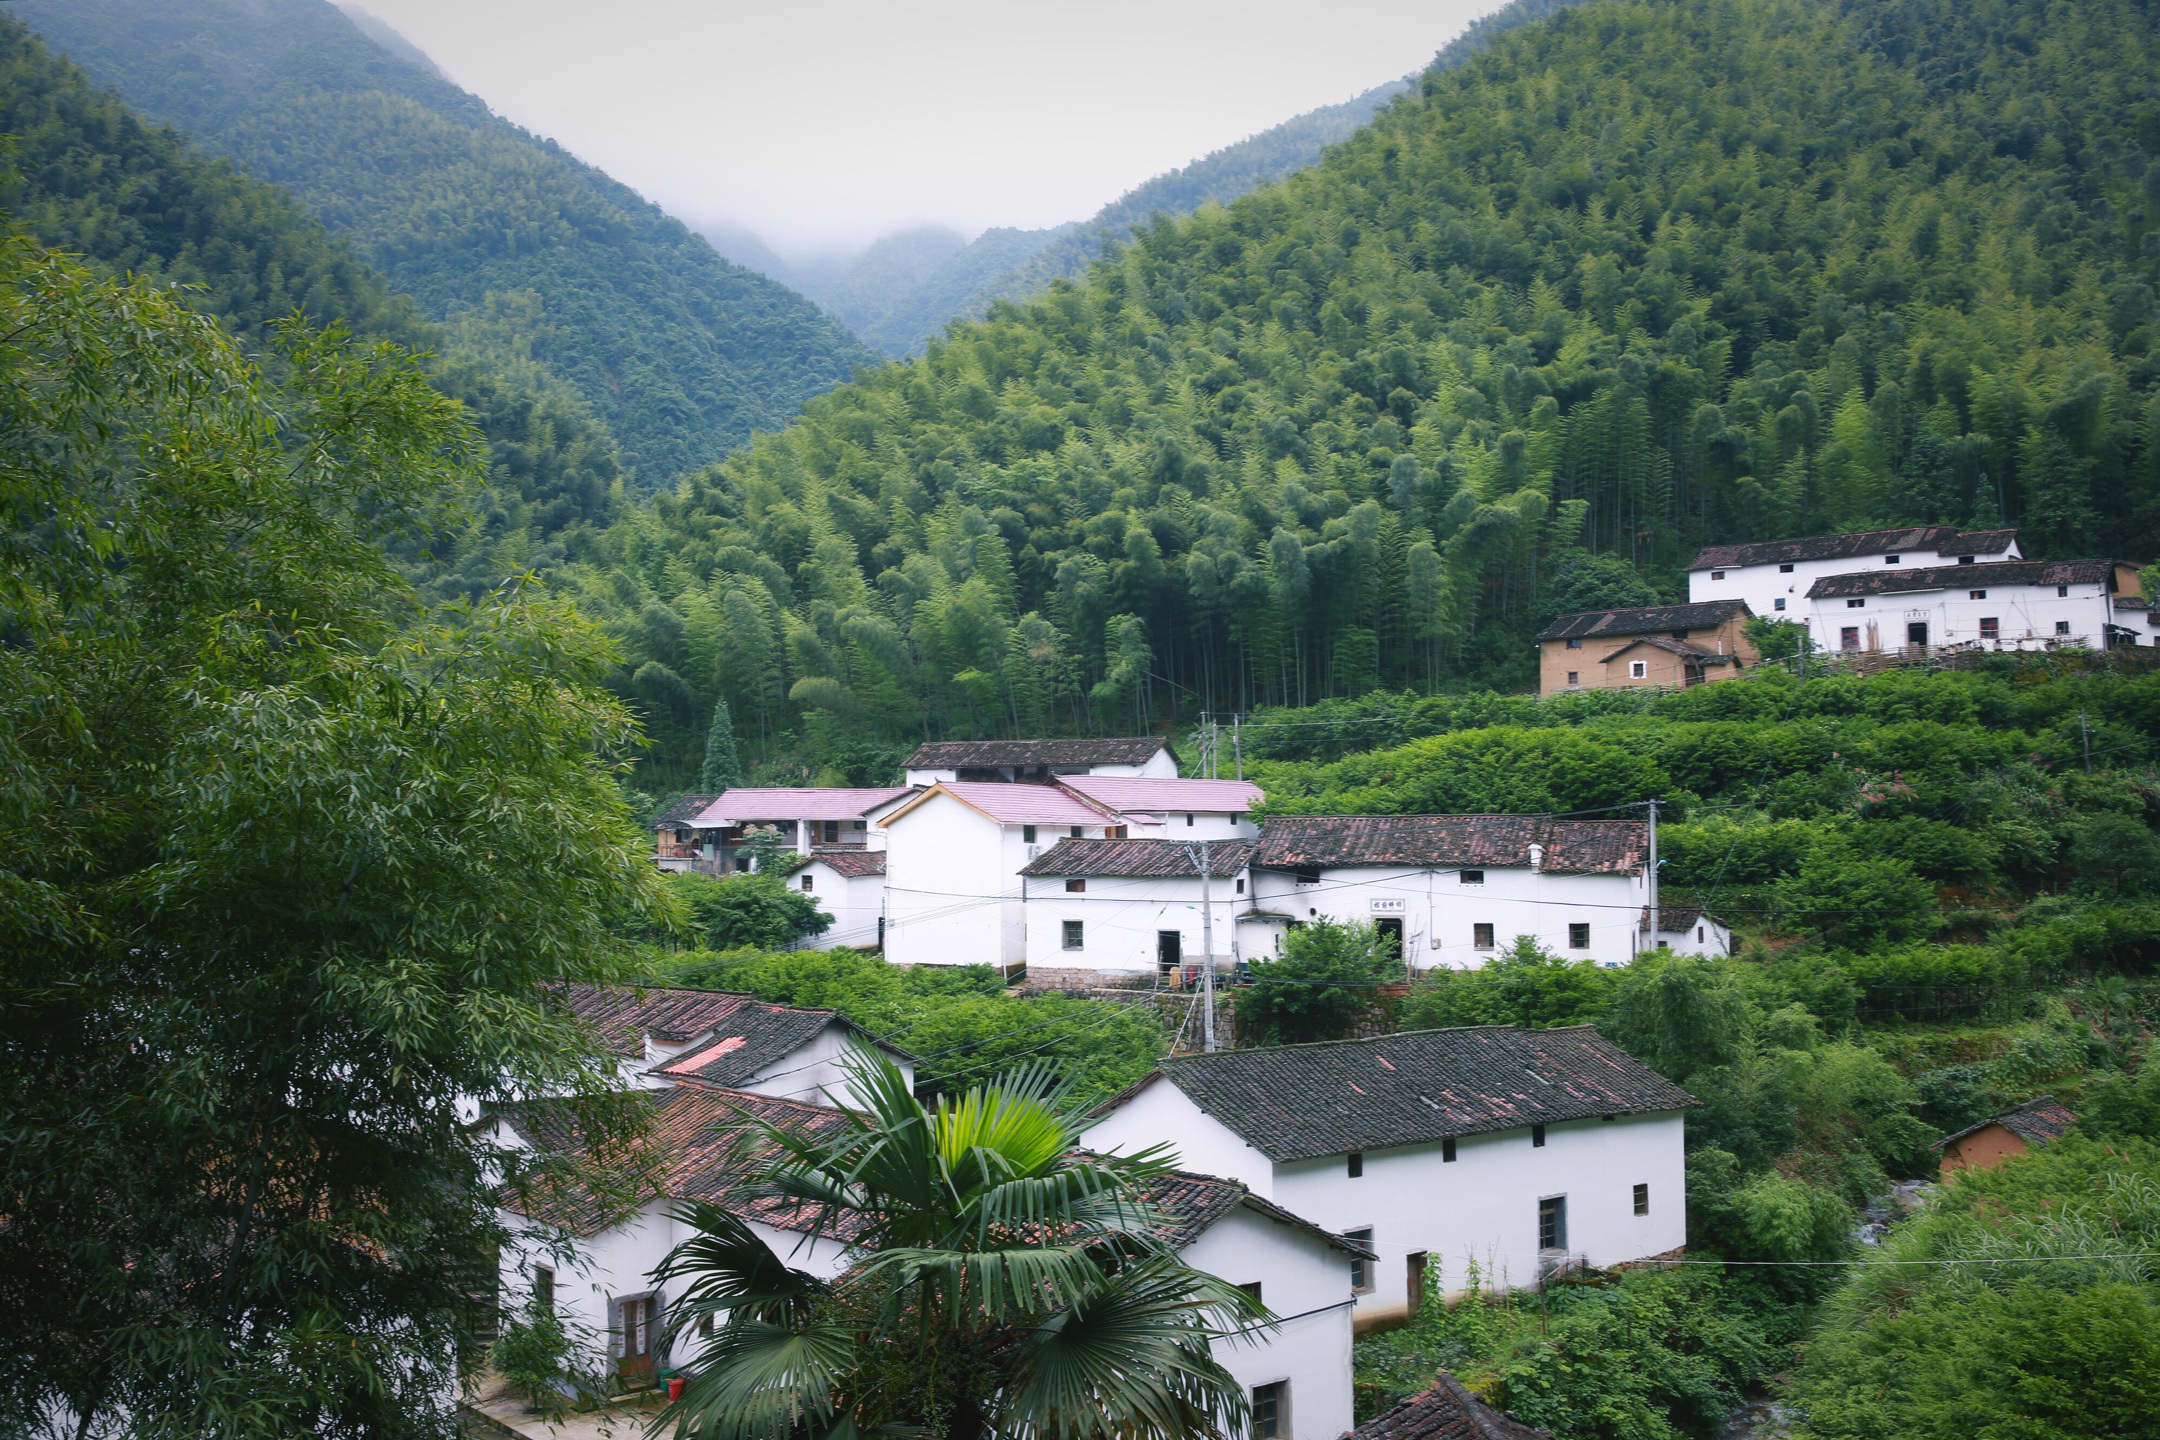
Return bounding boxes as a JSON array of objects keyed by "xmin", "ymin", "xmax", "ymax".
[
  {"xmin": 673, "ymin": 787, "xmax": 916, "ymax": 874},
  {"xmin": 494, "ymin": 1084, "xmax": 1366, "ymax": 1437},
  {"xmin": 556, "ymin": 983, "xmax": 916, "ymax": 1104},
  {"xmin": 653, "ymin": 792, "xmax": 721, "ymax": 873},
  {"xmin": 1085, "ymin": 1026, "xmax": 1697, "ymax": 1327},
  {"xmin": 792, "ymin": 849, "xmax": 889, "ymax": 950},
  {"xmin": 1243, "ymin": 814, "xmax": 1727, "ymax": 970},
  {"xmin": 1687, "ymin": 524, "xmax": 2022, "ymax": 620},
  {"xmin": 902, "ymin": 736, "xmax": 1180, "ymax": 786},
  {"xmin": 1804, "ymin": 556, "xmax": 2148, "ymax": 652},
  {"xmin": 1019, "ymin": 838, "xmax": 1258, "ymax": 980}
]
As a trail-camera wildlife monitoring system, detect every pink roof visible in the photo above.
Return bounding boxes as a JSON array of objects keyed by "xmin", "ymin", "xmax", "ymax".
[
  {"xmin": 915, "ymin": 781, "xmax": 1118, "ymax": 826},
  {"xmin": 1057, "ymin": 775, "xmax": 1264, "ymax": 815},
  {"xmin": 692, "ymin": 787, "xmax": 915, "ymax": 825}
]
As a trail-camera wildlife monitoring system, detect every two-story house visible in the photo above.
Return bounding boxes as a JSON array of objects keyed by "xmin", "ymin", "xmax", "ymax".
[
  {"xmin": 1019, "ymin": 838, "xmax": 1258, "ymax": 981},
  {"xmin": 1085, "ymin": 1027, "xmax": 1697, "ymax": 1328},
  {"xmin": 1535, "ymin": 600, "xmax": 1757, "ymax": 694},
  {"xmin": 902, "ymin": 736, "xmax": 1180, "ymax": 786},
  {"xmin": 1805, "ymin": 557, "xmax": 2147, "ymax": 652},
  {"xmin": 1686, "ymin": 525, "xmax": 2022, "ymax": 619},
  {"xmin": 682, "ymin": 787, "xmax": 917, "ymax": 873}
]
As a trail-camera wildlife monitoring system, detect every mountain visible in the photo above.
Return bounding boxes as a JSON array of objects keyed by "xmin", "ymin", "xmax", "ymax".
[
  {"xmin": 12, "ymin": 0, "xmax": 880, "ymax": 483},
  {"xmin": 560, "ymin": 0, "xmax": 2160, "ymax": 786},
  {"xmin": 797, "ymin": 226, "xmax": 970, "ymax": 338}
]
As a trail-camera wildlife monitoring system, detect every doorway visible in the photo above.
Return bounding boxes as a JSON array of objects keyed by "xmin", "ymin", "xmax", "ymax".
[
  {"xmin": 1906, "ymin": 621, "xmax": 1928, "ymax": 648},
  {"xmin": 1375, "ymin": 916, "xmax": 1403, "ymax": 964},
  {"xmin": 1157, "ymin": 930, "xmax": 1181, "ymax": 973},
  {"xmin": 617, "ymin": 1294, "xmax": 656, "ymax": 1386}
]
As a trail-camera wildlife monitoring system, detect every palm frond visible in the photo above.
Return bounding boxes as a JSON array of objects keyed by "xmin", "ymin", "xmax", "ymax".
[
  {"xmin": 654, "ymin": 1200, "xmax": 829, "ymax": 1333},
  {"xmin": 650, "ymin": 1318, "xmax": 857, "ymax": 1440}
]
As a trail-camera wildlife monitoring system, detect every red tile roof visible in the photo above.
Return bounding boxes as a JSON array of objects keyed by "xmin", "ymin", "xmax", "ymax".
[
  {"xmin": 1353, "ymin": 1374, "xmax": 1552, "ymax": 1440},
  {"xmin": 556, "ymin": 984, "xmax": 911, "ymax": 1083},
  {"xmin": 1934, "ymin": 1095, "xmax": 2077, "ymax": 1152},
  {"xmin": 692, "ymin": 787, "xmax": 915, "ymax": 824},
  {"xmin": 809, "ymin": 849, "xmax": 887, "ymax": 878},
  {"xmin": 1253, "ymin": 814, "xmax": 1645, "ymax": 875},
  {"xmin": 1056, "ymin": 775, "xmax": 1264, "ymax": 814}
]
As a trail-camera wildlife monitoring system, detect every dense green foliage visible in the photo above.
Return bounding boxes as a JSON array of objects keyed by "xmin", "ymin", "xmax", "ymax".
[
  {"xmin": 0, "ymin": 235, "xmax": 662, "ymax": 1435},
  {"xmin": 17, "ymin": 0, "xmax": 876, "ymax": 480},
  {"xmin": 1237, "ymin": 917, "xmax": 1400, "ymax": 1043},
  {"xmin": 661, "ymin": 872, "xmax": 831, "ymax": 951},
  {"xmin": 535, "ymin": 0, "xmax": 2160, "ymax": 787}
]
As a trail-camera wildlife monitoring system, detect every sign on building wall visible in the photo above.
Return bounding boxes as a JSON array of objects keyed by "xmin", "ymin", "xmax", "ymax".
[{"xmin": 1369, "ymin": 897, "xmax": 1406, "ymax": 914}]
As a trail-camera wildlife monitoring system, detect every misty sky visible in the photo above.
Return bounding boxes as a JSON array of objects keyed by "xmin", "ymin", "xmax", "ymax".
[{"xmin": 349, "ymin": 0, "xmax": 1500, "ymax": 257}]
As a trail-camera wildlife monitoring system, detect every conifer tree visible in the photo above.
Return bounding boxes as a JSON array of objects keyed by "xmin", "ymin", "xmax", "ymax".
[{"xmin": 701, "ymin": 698, "xmax": 743, "ymax": 792}]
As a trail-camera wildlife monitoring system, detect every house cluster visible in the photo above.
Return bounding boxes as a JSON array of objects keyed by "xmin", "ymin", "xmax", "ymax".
[
  {"xmin": 492, "ymin": 984, "xmax": 1694, "ymax": 1438},
  {"xmin": 653, "ymin": 737, "xmax": 1726, "ymax": 974},
  {"xmin": 1537, "ymin": 524, "xmax": 2151, "ymax": 693}
]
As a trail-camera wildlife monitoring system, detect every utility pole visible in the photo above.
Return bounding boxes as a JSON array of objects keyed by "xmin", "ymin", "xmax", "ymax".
[
  {"xmin": 1232, "ymin": 714, "xmax": 1244, "ymax": 781},
  {"xmin": 1645, "ymin": 798, "xmax": 1660, "ymax": 950},
  {"xmin": 1196, "ymin": 838, "xmax": 1218, "ymax": 1052},
  {"xmin": 2081, "ymin": 707, "xmax": 2093, "ymax": 775}
]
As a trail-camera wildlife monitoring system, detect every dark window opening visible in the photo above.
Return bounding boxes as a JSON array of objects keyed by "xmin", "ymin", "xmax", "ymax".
[
  {"xmin": 1958, "ymin": 555, "xmax": 1975, "ymax": 564},
  {"xmin": 1406, "ymin": 1252, "xmax": 1428, "ymax": 1315},
  {"xmin": 1062, "ymin": 920, "xmax": 1083, "ymax": 951},
  {"xmin": 822, "ymin": 820, "xmax": 840, "ymax": 843},
  {"xmin": 1885, "ymin": 555, "xmax": 1900, "ymax": 564},
  {"xmin": 1846, "ymin": 597, "xmax": 1866, "ymax": 608},
  {"xmin": 1236, "ymin": 877, "xmax": 1246, "ymax": 894},
  {"xmin": 1566, "ymin": 637, "xmax": 1583, "ymax": 649},
  {"xmin": 1473, "ymin": 923, "xmax": 1495, "ymax": 949},
  {"xmin": 1969, "ymin": 589, "xmax": 1987, "ymax": 600},
  {"xmin": 1347, "ymin": 1151, "xmax": 1363, "ymax": 1178},
  {"xmin": 1253, "ymin": 1382, "xmax": 1286, "ymax": 1440},
  {"xmin": 1070, "ymin": 826, "xmax": 1083, "ymax": 838},
  {"xmin": 1460, "ymin": 870, "xmax": 1484, "ymax": 885},
  {"xmin": 1567, "ymin": 922, "xmax": 1590, "ymax": 949},
  {"xmin": 1634, "ymin": 1183, "xmax": 1650, "ymax": 1216},
  {"xmin": 799, "ymin": 874, "xmax": 813, "ymax": 892},
  {"xmin": 1376, "ymin": 916, "xmax": 1403, "ymax": 960},
  {"xmin": 1531, "ymin": 1124, "xmax": 1547, "ymax": 1147},
  {"xmin": 1294, "ymin": 866, "xmax": 1321, "ymax": 886},
  {"xmin": 2057, "ymin": 620, "xmax": 2072, "ymax": 635},
  {"xmin": 1156, "ymin": 930, "xmax": 1181, "ymax": 971},
  {"xmin": 1065, "ymin": 878, "xmax": 1085, "ymax": 893},
  {"xmin": 1670, "ymin": 629, "xmax": 1689, "ymax": 640},
  {"xmin": 1710, "ymin": 570, "xmax": 1725, "ymax": 580},
  {"xmin": 1022, "ymin": 824, "xmax": 1036, "ymax": 844},
  {"xmin": 2057, "ymin": 584, "xmax": 2069, "ymax": 597},
  {"xmin": 1980, "ymin": 617, "xmax": 2000, "ymax": 639},
  {"xmin": 1566, "ymin": 670, "xmax": 1579, "ymax": 685},
  {"xmin": 1907, "ymin": 622, "xmax": 1928, "ymax": 646},
  {"xmin": 1346, "ymin": 1230, "xmax": 1374, "ymax": 1292},
  {"xmin": 1538, "ymin": 1196, "xmax": 1567, "ymax": 1251},
  {"xmin": 1441, "ymin": 1136, "xmax": 1457, "ymax": 1162},
  {"xmin": 1779, "ymin": 563, "xmax": 1794, "ymax": 573},
  {"xmin": 1238, "ymin": 1281, "xmax": 1262, "ymax": 1304},
  {"xmin": 534, "ymin": 1266, "xmax": 554, "ymax": 1312},
  {"xmin": 1185, "ymin": 813, "xmax": 1195, "ymax": 826}
]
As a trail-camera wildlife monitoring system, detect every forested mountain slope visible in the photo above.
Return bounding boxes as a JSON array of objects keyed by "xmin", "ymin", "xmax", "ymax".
[
  {"xmin": 13, "ymin": 0, "xmax": 877, "ymax": 481},
  {"xmin": 580, "ymin": 0, "xmax": 2160, "ymax": 786},
  {"xmin": 0, "ymin": 17, "xmax": 623, "ymax": 585}
]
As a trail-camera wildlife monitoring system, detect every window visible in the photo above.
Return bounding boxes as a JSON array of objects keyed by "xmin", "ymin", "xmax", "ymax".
[
  {"xmin": 1629, "ymin": 660, "xmax": 1647, "ymax": 679},
  {"xmin": 2056, "ymin": 620, "xmax": 2072, "ymax": 635},
  {"xmin": 1773, "ymin": 598, "xmax": 1785, "ymax": 610},
  {"xmin": 1065, "ymin": 878, "xmax": 1085, "ymax": 893},
  {"xmin": 1969, "ymin": 589, "xmax": 1987, "ymax": 600},
  {"xmin": 1566, "ymin": 670, "xmax": 1579, "ymax": 686},
  {"xmin": 1566, "ymin": 637, "xmax": 1583, "ymax": 649},
  {"xmin": 1442, "ymin": 1136, "xmax": 1457, "ymax": 1162},
  {"xmin": 849, "ymin": 819, "xmax": 866, "ymax": 831},
  {"xmin": 1236, "ymin": 877, "xmax": 1246, "ymax": 894},
  {"xmin": 1473, "ymin": 923, "xmax": 1495, "ymax": 949},
  {"xmin": 1531, "ymin": 1123, "xmax": 1547, "ymax": 1147},
  {"xmin": 1062, "ymin": 920, "xmax": 1083, "ymax": 951},
  {"xmin": 1958, "ymin": 555, "xmax": 1975, "ymax": 564},
  {"xmin": 1710, "ymin": 569, "xmax": 1725, "ymax": 579},
  {"xmin": 1070, "ymin": 826, "xmax": 1083, "ymax": 838},
  {"xmin": 1107, "ymin": 825, "xmax": 1128, "ymax": 839},
  {"xmin": 1670, "ymin": 629, "xmax": 1690, "ymax": 640},
  {"xmin": 1252, "ymin": 1382, "xmax": 1287, "ymax": 1440},
  {"xmin": 1238, "ymin": 1281, "xmax": 1263, "ymax": 1304},
  {"xmin": 1568, "ymin": 922, "xmax": 1590, "ymax": 949},
  {"xmin": 1347, "ymin": 1151, "xmax": 1363, "ymax": 1178},
  {"xmin": 1294, "ymin": 867, "xmax": 1321, "ymax": 886},
  {"xmin": 1538, "ymin": 1196, "xmax": 1567, "ymax": 1251},
  {"xmin": 1185, "ymin": 813, "xmax": 1195, "ymax": 826},
  {"xmin": 1846, "ymin": 597, "xmax": 1866, "ymax": 608},
  {"xmin": 1022, "ymin": 824, "xmax": 1036, "ymax": 844},
  {"xmin": 1460, "ymin": 870, "xmax": 1484, "ymax": 885},
  {"xmin": 2057, "ymin": 584, "xmax": 2069, "ymax": 597},
  {"xmin": 1841, "ymin": 626, "xmax": 1861, "ymax": 650},
  {"xmin": 534, "ymin": 1265, "xmax": 554, "ymax": 1312},
  {"xmin": 1779, "ymin": 563, "xmax": 1794, "ymax": 573},
  {"xmin": 1980, "ymin": 617, "xmax": 2000, "ymax": 640},
  {"xmin": 1634, "ymin": 1183, "xmax": 1650, "ymax": 1216},
  {"xmin": 799, "ymin": 873, "xmax": 813, "ymax": 892},
  {"xmin": 822, "ymin": 820, "xmax": 840, "ymax": 843},
  {"xmin": 1885, "ymin": 554, "xmax": 1900, "ymax": 564},
  {"xmin": 1346, "ymin": 1229, "xmax": 1374, "ymax": 1292},
  {"xmin": 1406, "ymin": 1252, "xmax": 1429, "ymax": 1315}
]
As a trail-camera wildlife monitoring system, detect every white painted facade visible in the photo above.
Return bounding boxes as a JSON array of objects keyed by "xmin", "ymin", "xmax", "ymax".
[
  {"xmin": 792, "ymin": 857, "xmax": 889, "ymax": 952},
  {"xmin": 626, "ymin": 1018, "xmax": 913, "ymax": 1108},
  {"xmin": 881, "ymin": 789, "xmax": 1120, "ymax": 968},
  {"xmin": 1179, "ymin": 1204, "xmax": 1357, "ymax": 1440},
  {"xmin": 1024, "ymin": 871, "xmax": 1250, "ymax": 977},
  {"xmin": 1801, "ymin": 565, "xmax": 2147, "ymax": 652},
  {"xmin": 1687, "ymin": 530, "xmax": 2020, "ymax": 619},
  {"xmin": 1087, "ymin": 1080, "xmax": 1688, "ymax": 1326}
]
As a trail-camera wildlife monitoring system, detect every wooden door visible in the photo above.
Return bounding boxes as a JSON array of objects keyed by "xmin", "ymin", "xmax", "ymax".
[{"xmin": 617, "ymin": 1295, "xmax": 655, "ymax": 1386}]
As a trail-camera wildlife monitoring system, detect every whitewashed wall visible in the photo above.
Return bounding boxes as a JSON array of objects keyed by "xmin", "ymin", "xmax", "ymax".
[
  {"xmin": 1086, "ymin": 1080, "xmax": 1278, "ymax": 1197},
  {"xmin": 796, "ymin": 861, "xmax": 887, "ymax": 952},
  {"xmin": 1801, "ymin": 578, "xmax": 2140, "ymax": 650},
  {"xmin": 1024, "ymin": 872, "xmax": 1246, "ymax": 975},
  {"xmin": 1687, "ymin": 538, "xmax": 2018, "ymax": 618},
  {"xmin": 735, "ymin": 1029, "xmax": 913, "ymax": 1108},
  {"xmin": 882, "ymin": 797, "xmax": 1012, "ymax": 968},
  {"xmin": 1181, "ymin": 1207, "xmax": 1356, "ymax": 1440},
  {"xmin": 1246, "ymin": 865, "xmax": 1647, "ymax": 969}
]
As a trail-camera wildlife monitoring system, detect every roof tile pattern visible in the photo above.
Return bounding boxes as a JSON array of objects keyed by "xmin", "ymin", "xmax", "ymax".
[
  {"xmin": 1808, "ymin": 558, "xmax": 2118, "ymax": 599},
  {"xmin": 557, "ymin": 984, "xmax": 904, "ymax": 1084},
  {"xmin": 655, "ymin": 793, "xmax": 721, "ymax": 828},
  {"xmin": 1934, "ymin": 1095, "xmax": 2077, "ymax": 1152},
  {"xmin": 811, "ymin": 849, "xmax": 887, "ymax": 877},
  {"xmin": 1145, "ymin": 1170, "xmax": 1371, "ymax": 1255},
  {"xmin": 1021, "ymin": 838, "xmax": 1257, "ymax": 878},
  {"xmin": 1254, "ymin": 815, "xmax": 1646, "ymax": 875},
  {"xmin": 1056, "ymin": 775, "xmax": 1264, "ymax": 814},
  {"xmin": 1686, "ymin": 525, "xmax": 2018, "ymax": 572},
  {"xmin": 1600, "ymin": 635, "xmax": 1736, "ymax": 664},
  {"xmin": 1352, "ymin": 1374, "xmax": 1552, "ymax": 1440},
  {"xmin": 1534, "ymin": 599, "xmax": 1751, "ymax": 643},
  {"xmin": 693, "ymin": 787, "xmax": 915, "ymax": 824},
  {"xmin": 1129, "ymin": 1026, "xmax": 1696, "ymax": 1162},
  {"xmin": 904, "ymin": 737, "xmax": 1173, "ymax": 769}
]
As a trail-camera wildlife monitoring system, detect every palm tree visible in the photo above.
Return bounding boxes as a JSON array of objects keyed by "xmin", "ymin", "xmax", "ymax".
[{"xmin": 651, "ymin": 1053, "xmax": 1262, "ymax": 1440}]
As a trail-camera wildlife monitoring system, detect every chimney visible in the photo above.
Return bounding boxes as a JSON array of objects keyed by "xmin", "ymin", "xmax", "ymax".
[{"xmin": 1528, "ymin": 842, "xmax": 1544, "ymax": 872}]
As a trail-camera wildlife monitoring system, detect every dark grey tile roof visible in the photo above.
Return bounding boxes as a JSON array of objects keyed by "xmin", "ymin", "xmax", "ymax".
[
  {"xmin": 1934, "ymin": 1095, "xmax": 2077, "ymax": 1152},
  {"xmin": 1020, "ymin": 838, "xmax": 1256, "ymax": 878},
  {"xmin": 556, "ymin": 983, "xmax": 912, "ymax": 1084},
  {"xmin": 1106, "ymin": 1027, "xmax": 1696, "ymax": 1162},
  {"xmin": 811, "ymin": 849, "xmax": 887, "ymax": 877},
  {"xmin": 1534, "ymin": 599, "xmax": 1751, "ymax": 643},
  {"xmin": 655, "ymin": 793, "xmax": 722, "ymax": 828},
  {"xmin": 1686, "ymin": 526, "xmax": 2016, "ymax": 572},
  {"xmin": 904, "ymin": 737, "xmax": 1176, "ymax": 769},
  {"xmin": 1599, "ymin": 635, "xmax": 1737, "ymax": 664},
  {"xmin": 1144, "ymin": 1170, "xmax": 1370, "ymax": 1256},
  {"xmin": 1353, "ymin": 1374, "xmax": 1552, "ymax": 1440},
  {"xmin": 1807, "ymin": 558, "xmax": 2119, "ymax": 599},
  {"xmin": 1253, "ymin": 815, "xmax": 1645, "ymax": 876},
  {"xmin": 1641, "ymin": 904, "xmax": 1711, "ymax": 934}
]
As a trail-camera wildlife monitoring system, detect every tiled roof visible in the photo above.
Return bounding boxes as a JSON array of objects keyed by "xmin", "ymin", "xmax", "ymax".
[
  {"xmin": 1934, "ymin": 1095, "xmax": 2077, "ymax": 1152},
  {"xmin": 1253, "ymin": 815, "xmax": 1645, "ymax": 876},
  {"xmin": 1641, "ymin": 905, "xmax": 1711, "ymax": 935},
  {"xmin": 1599, "ymin": 635, "xmax": 1737, "ymax": 664},
  {"xmin": 556, "ymin": 984, "xmax": 910, "ymax": 1083},
  {"xmin": 1352, "ymin": 1374, "xmax": 1552, "ymax": 1440},
  {"xmin": 1685, "ymin": 525, "xmax": 2018, "ymax": 572},
  {"xmin": 655, "ymin": 793, "xmax": 722, "ymax": 828},
  {"xmin": 810, "ymin": 849, "xmax": 887, "ymax": 878},
  {"xmin": 1020, "ymin": 838, "xmax": 1257, "ymax": 878},
  {"xmin": 692, "ymin": 787, "xmax": 916, "ymax": 824},
  {"xmin": 888, "ymin": 780, "xmax": 1119, "ymax": 827},
  {"xmin": 1145, "ymin": 1170, "xmax": 1371, "ymax": 1256},
  {"xmin": 904, "ymin": 737, "xmax": 1176, "ymax": 769},
  {"xmin": 498, "ymin": 1086, "xmax": 860, "ymax": 1237},
  {"xmin": 1101, "ymin": 1027, "xmax": 1696, "ymax": 1162},
  {"xmin": 1807, "ymin": 558, "xmax": 2118, "ymax": 599},
  {"xmin": 1057, "ymin": 775, "xmax": 1264, "ymax": 814},
  {"xmin": 1534, "ymin": 599, "xmax": 1751, "ymax": 643}
]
